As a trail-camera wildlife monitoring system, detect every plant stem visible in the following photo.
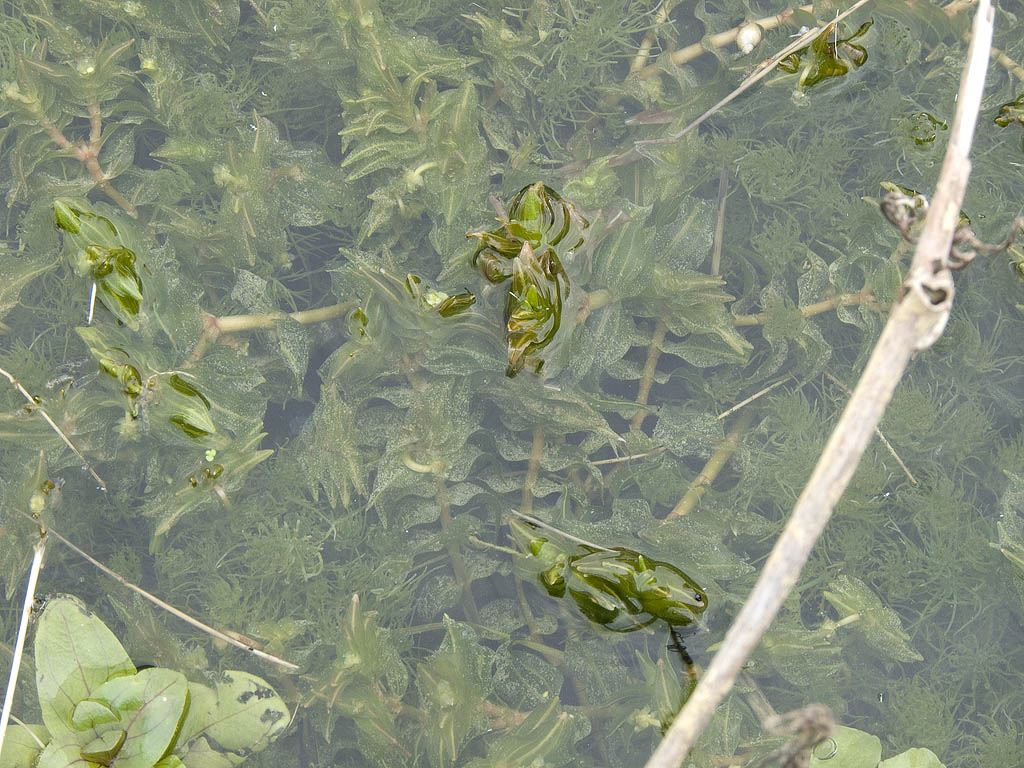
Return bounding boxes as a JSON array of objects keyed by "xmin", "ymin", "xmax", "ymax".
[
  {"xmin": 190, "ymin": 300, "xmax": 358, "ymax": 360},
  {"xmin": 521, "ymin": 427, "xmax": 545, "ymax": 515},
  {"xmin": 631, "ymin": 317, "xmax": 668, "ymax": 432},
  {"xmin": 634, "ymin": 5, "xmax": 814, "ymax": 80},
  {"xmin": 436, "ymin": 476, "xmax": 481, "ymax": 623},
  {"xmin": 732, "ymin": 288, "xmax": 882, "ymax": 326},
  {"xmin": 666, "ymin": 410, "xmax": 753, "ymax": 520}
]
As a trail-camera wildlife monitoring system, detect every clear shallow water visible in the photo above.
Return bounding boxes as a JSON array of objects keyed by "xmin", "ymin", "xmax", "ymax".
[{"xmin": 1, "ymin": 0, "xmax": 1023, "ymax": 766}]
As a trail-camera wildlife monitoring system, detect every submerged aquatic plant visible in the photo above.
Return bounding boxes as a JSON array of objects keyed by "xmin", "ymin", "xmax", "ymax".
[
  {"xmin": 469, "ymin": 182, "xmax": 589, "ymax": 376},
  {"xmin": 1, "ymin": 0, "xmax": 1023, "ymax": 766}
]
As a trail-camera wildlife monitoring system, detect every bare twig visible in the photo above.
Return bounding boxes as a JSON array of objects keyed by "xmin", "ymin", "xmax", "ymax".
[
  {"xmin": 711, "ymin": 168, "xmax": 729, "ymax": 277},
  {"xmin": 15, "ymin": 512, "xmax": 300, "ymax": 671},
  {"xmin": 717, "ymin": 379, "xmax": 787, "ymax": 421},
  {"xmin": 644, "ymin": 1, "xmax": 996, "ymax": 765},
  {"xmin": 0, "ymin": 536, "xmax": 46, "ymax": 761},
  {"xmin": 0, "ymin": 366, "xmax": 107, "ymax": 492}
]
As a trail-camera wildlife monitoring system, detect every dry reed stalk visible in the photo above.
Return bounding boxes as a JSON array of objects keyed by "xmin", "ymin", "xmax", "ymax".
[{"xmin": 644, "ymin": 0, "xmax": 996, "ymax": 764}]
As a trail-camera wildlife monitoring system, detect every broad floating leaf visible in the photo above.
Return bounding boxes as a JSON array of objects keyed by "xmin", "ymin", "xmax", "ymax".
[
  {"xmin": 878, "ymin": 748, "xmax": 947, "ymax": 768},
  {"xmin": 34, "ymin": 595, "xmax": 135, "ymax": 737},
  {"xmin": 810, "ymin": 725, "xmax": 881, "ymax": 768}
]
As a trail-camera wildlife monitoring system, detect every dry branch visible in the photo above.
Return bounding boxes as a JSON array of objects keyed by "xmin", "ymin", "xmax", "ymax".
[{"xmin": 644, "ymin": 0, "xmax": 997, "ymax": 765}]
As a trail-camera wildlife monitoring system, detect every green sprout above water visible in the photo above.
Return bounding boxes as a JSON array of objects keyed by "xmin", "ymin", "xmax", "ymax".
[{"xmin": 468, "ymin": 183, "xmax": 589, "ymax": 376}]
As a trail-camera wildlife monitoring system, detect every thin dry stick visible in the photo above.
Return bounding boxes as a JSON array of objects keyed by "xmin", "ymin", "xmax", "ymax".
[
  {"xmin": 823, "ymin": 371, "xmax": 917, "ymax": 485},
  {"xmin": 711, "ymin": 168, "xmax": 729, "ymax": 277},
  {"xmin": 591, "ymin": 448, "xmax": 665, "ymax": 466},
  {"xmin": 16, "ymin": 512, "xmax": 299, "ymax": 671},
  {"xmin": 0, "ymin": 366, "xmax": 107, "ymax": 492},
  {"xmin": 644, "ymin": 1, "xmax": 995, "ymax": 765},
  {"xmin": 0, "ymin": 536, "xmax": 45, "ymax": 762},
  {"xmin": 717, "ymin": 379, "xmax": 787, "ymax": 421},
  {"xmin": 635, "ymin": 0, "xmax": 872, "ymax": 152}
]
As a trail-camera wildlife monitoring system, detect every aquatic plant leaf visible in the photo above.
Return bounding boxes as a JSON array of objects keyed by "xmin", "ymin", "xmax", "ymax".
[
  {"xmin": 641, "ymin": 517, "xmax": 754, "ymax": 583},
  {"xmin": 564, "ymin": 300, "xmax": 632, "ymax": 382},
  {"xmin": 415, "ymin": 617, "xmax": 493, "ymax": 768},
  {"xmin": 175, "ymin": 670, "xmax": 289, "ymax": 767},
  {"xmin": 490, "ymin": 645, "xmax": 563, "ymax": 706},
  {"xmin": 824, "ymin": 575, "xmax": 922, "ymax": 662},
  {"xmin": 0, "ymin": 723, "xmax": 48, "ymax": 768},
  {"xmin": 89, "ymin": 667, "xmax": 189, "ymax": 767},
  {"xmin": 0, "ymin": 246, "xmax": 56, "ymax": 321},
  {"xmin": 992, "ymin": 506, "xmax": 1024, "ymax": 577},
  {"xmin": 878, "ymin": 748, "xmax": 947, "ymax": 768},
  {"xmin": 54, "ymin": 198, "xmax": 146, "ymax": 329},
  {"xmin": 692, "ymin": 693, "xmax": 758, "ymax": 768},
  {"xmin": 33, "ymin": 730, "xmax": 88, "ymax": 768},
  {"xmin": 148, "ymin": 432, "xmax": 274, "ymax": 545},
  {"xmin": 463, "ymin": 697, "xmax": 584, "ymax": 768},
  {"xmin": 592, "ymin": 208, "xmax": 655, "ymax": 300},
  {"xmin": 297, "ymin": 387, "xmax": 367, "ymax": 508},
  {"xmin": 653, "ymin": 406, "xmax": 723, "ymax": 459},
  {"xmin": 35, "ymin": 595, "xmax": 135, "ymax": 737},
  {"xmin": 779, "ymin": 21, "xmax": 873, "ymax": 90},
  {"xmin": 753, "ymin": 611, "xmax": 846, "ymax": 689},
  {"xmin": 469, "ymin": 183, "xmax": 588, "ymax": 375}
]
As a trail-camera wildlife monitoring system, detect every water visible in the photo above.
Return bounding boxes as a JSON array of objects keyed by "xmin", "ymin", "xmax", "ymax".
[{"xmin": 1, "ymin": 0, "xmax": 1023, "ymax": 766}]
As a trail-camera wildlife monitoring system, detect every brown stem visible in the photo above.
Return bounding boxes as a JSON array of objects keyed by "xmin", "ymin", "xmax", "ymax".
[
  {"xmin": 631, "ymin": 317, "xmax": 668, "ymax": 431},
  {"xmin": 666, "ymin": 410, "xmax": 753, "ymax": 520},
  {"xmin": 188, "ymin": 300, "xmax": 359, "ymax": 362},
  {"xmin": 630, "ymin": 0, "xmax": 673, "ymax": 73},
  {"xmin": 521, "ymin": 427, "xmax": 545, "ymax": 515},
  {"xmin": 732, "ymin": 288, "xmax": 882, "ymax": 326}
]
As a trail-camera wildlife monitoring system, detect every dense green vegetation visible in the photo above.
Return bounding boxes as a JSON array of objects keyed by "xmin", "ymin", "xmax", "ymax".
[{"xmin": 1, "ymin": 0, "xmax": 1023, "ymax": 766}]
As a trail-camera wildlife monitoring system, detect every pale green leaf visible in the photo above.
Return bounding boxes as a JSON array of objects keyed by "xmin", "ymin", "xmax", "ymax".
[
  {"xmin": 878, "ymin": 748, "xmax": 947, "ymax": 768},
  {"xmin": 824, "ymin": 575, "xmax": 923, "ymax": 662},
  {"xmin": 91, "ymin": 667, "xmax": 189, "ymax": 768},
  {"xmin": 35, "ymin": 595, "xmax": 135, "ymax": 737}
]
